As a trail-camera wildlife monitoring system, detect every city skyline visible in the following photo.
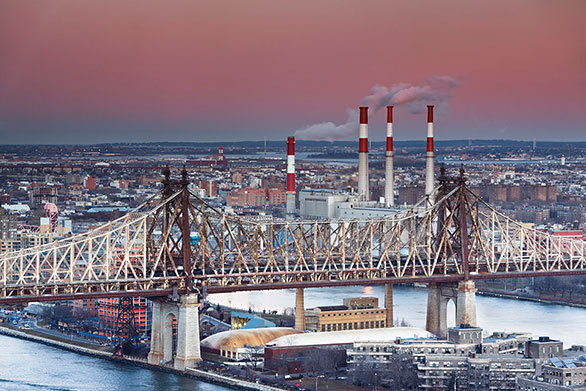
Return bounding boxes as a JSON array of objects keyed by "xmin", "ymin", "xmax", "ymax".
[
  {"xmin": 1, "ymin": 0, "xmax": 585, "ymax": 144},
  {"xmin": 1, "ymin": 2, "xmax": 586, "ymax": 390}
]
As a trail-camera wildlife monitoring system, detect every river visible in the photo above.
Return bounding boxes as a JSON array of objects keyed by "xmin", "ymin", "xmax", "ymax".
[
  {"xmin": 0, "ymin": 334, "xmax": 231, "ymax": 391},
  {"xmin": 208, "ymin": 285, "xmax": 586, "ymax": 346},
  {"xmin": 2, "ymin": 286, "xmax": 585, "ymax": 390}
]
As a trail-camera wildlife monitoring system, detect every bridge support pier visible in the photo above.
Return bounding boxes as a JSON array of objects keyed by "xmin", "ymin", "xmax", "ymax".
[
  {"xmin": 385, "ymin": 283, "xmax": 393, "ymax": 327},
  {"xmin": 455, "ymin": 281, "xmax": 477, "ymax": 327},
  {"xmin": 174, "ymin": 294, "xmax": 202, "ymax": 370},
  {"xmin": 425, "ymin": 281, "xmax": 477, "ymax": 338},
  {"xmin": 295, "ymin": 288, "xmax": 305, "ymax": 331},
  {"xmin": 148, "ymin": 294, "xmax": 201, "ymax": 369},
  {"xmin": 147, "ymin": 300, "xmax": 164, "ymax": 365}
]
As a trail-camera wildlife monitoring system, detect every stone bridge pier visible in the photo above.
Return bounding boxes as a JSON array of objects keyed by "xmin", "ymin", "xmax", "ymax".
[
  {"xmin": 425, "ymin": 280, "xmax": 477, "ymax": 338},
  {"xmin": 148, "ymin": 293, "xmax": 201, "ymax": 370}
]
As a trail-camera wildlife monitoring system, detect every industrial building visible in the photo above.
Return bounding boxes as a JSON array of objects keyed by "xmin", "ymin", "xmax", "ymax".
[
  {"xmin": 304, "ymin": 297, "xmax": 389, "ymax": 332},
  {"xmin": 294, "ymin": 105, "xmax": 435, "ymax": 220}
]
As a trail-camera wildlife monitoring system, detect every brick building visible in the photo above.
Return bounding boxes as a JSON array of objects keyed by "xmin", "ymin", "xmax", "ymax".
[
  {"xmin": 226, "ymin": 187, "xmax": 286, "ymax": 207},
  {"xmin": 304, "ymin": 297, "xmax": 389, "ymax": 332},
  {"xmin": 98, "ymin": 297, "xmax": 152, "ymax": 339},
  {"xmin": 196, "ymin": 180, "xmax": 218, "ymax": 197}
]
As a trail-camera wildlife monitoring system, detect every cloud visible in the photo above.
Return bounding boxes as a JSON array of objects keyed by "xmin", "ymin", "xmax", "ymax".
[{"xmin": 294, "ymin": 76, "xmax": 460, "ymax": 141}]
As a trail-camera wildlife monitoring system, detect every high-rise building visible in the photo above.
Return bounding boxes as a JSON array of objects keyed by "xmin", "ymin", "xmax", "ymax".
[{"xmin": 98, "ymin": 297, "xmax": 152, "ymax": 339}]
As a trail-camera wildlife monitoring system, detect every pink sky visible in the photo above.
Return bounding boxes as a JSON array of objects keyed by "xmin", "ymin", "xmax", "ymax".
[{"xmin": 0, "ymin": 0, "xmax": 585, "ymax": 143}]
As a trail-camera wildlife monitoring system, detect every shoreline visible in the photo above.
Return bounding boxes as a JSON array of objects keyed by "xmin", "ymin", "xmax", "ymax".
[
  {"xmin": 0, "ymin": 325, "xmax": 285, "ymax": 391},
  {"xmin": 410, "ymin": 283, "xmax": 586, "ymax": 309},
  {"xmin": 475, "ymin": 289, "xmax": 586, "ymax": 309}
]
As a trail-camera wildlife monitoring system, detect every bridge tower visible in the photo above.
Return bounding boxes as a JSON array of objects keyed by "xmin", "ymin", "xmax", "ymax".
[
  {"xmin": 148, "ymin": 293, "xmax": 201, "ymax": 370},
  {"xmin": 148, "ymin": 167, "xmax": 202, "ymax": 369},
  {"xmin": 425, "ymin": 166, "xmax": 477, "ymax": 338}
]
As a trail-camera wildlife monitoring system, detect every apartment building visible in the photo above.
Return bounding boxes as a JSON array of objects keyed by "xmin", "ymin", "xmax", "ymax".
[
  {"xmin": 347, "ymin": 325, "xmax": 535, "ymax": 390},
  {"xmin": 517, "ymin": 357, "xmax": 586, "ymax": 390}
]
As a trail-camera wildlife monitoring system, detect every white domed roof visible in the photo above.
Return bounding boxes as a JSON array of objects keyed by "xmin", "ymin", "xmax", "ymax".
[{"xmin": 266, "ymin": 327, "xmax": 434, "ymax": 347}]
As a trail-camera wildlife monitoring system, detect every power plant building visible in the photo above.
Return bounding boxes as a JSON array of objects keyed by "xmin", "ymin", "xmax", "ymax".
[
  {"xmin": 298, "ymin": 189, "xmax": 355, "ymax": 219},
  {"xmin": 304, "ymin": 297, "xmax": 389, "ymax": 332},
  {"xmin": 295, "ymin": 104, "xmax": 433, "ymax": 221}
]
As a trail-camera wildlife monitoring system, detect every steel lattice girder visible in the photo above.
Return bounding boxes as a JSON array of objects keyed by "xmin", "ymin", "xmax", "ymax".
[{"xmin": 0, "ymin": 181, "xmax": 584, "ymax": 303}]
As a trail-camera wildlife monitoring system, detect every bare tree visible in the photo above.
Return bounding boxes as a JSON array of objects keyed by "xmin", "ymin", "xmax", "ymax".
[
  {"xmin": 352, "ymin": 353, "xmax": 419, "ymax": 390},
  {"xmin": 240, "ymin": 345, "xmax": 264, "ymax": 371},
  {"xmin": 303, "ymin": 347, "xmax": 343, "ymax": 376},
  {"xmin": 394, "ymin": 317, "xmax": 413, "ymax": 327},
  {"xmin": 381, "ymin": 354, "xmax": 419, "ymax": 390}
]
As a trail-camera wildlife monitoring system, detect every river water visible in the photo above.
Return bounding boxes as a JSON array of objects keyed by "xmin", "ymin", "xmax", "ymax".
[
  {"xmin": 209, "ymin": 285, "xmax": 586, "ymax": 347},
  {"xmin": 2, "ymin": 287, "xmax": 585, "ymax": 390},
  {"xmin": 0, "ymin": 334, "xmax": 231, "ymax": 391}
]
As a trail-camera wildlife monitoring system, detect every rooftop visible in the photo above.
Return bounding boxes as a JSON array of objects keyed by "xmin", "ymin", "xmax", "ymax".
[
  {"xmin": 316, "ymin": 305, "xmax": 348, "ymax": 312},
  {"xmin": 266, "ymin": 327, "xmax": 434, "ymax": 347},
  {"xmin": 201, "ymin": 327, "xmax": 302, "ymax": 349}
]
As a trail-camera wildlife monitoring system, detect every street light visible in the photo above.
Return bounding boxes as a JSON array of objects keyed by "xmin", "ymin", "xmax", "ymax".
[{"xmin": 315, "ymin": 374, "xmax": 325, "ymax": 390}]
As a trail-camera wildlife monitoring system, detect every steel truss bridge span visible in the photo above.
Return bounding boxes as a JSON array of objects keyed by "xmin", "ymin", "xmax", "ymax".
[{"xmin": 0, "ymin": 169, "xmax": 584, "ymax": 304}]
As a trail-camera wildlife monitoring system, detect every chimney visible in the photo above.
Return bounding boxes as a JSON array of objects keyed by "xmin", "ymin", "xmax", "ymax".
[
  {"xmin": 385, "ymin": 106, "xmax": 395, "ymax": 207},
  {"xmin": 425, "ymin": 105, "xmax": 435, "ymax": 199},
  {"xmin": 286, "ymin": 136, "xmax": 296, "ymax": 217},
  {"xmin": 358, "ymin": 107, "xmax": 369, "ymax": 201},
  {"xmin": 218, "ymin": 145, "xmax": 224, "ymax": 160}
]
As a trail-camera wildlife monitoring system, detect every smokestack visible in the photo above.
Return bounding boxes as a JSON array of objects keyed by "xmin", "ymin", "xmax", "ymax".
[
  {"xmin": 286, "ymin": 136, "xmax": 296, "ymax": 217},
  {"xmin": 425, "ymin": 105, "xmax": 435, "ymax": 199},
  {"xmin": 218, "ymin": 145, "xmax": 224, "ymax": 160},
  {"xmin": 385, "ymin": 106, "xmax": 395, "ymax": 207},
  {"xmin": 358, "ymin": 107, "xmax": 369, "ymax": 201}
]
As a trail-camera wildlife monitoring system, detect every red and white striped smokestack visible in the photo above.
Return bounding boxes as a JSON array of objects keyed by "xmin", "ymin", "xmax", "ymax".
[
  {"xmin": 358, "ymin": 107, "xmax": 369, "ymax": 201},
  {"xmin": 218, "ymin": 145, "xmax": 224, "ymax": 160},
  {"xmin": 384, "ymin": 106, "xmax": 395, "ymax": 207},
  {"xmin": 286, "ymin": 137, "xmax": 296, "ymax": 217},
  {"xmin": 425, "ymin": 105, "xmax": 435, "ymax": 198}
]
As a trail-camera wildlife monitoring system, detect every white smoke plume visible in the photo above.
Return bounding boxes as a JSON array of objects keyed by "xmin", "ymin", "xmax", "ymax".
[
  {"xmin": 295, "ymin": 76, "xmax": 459, "ymax": 141},
  {"xmin": 294, "ymin": 108, "xmax": 359, "ymax": 142}
]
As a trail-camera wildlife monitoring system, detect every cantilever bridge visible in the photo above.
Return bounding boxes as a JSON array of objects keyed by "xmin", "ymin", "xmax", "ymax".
[{"xmin": 1, "ymin": 167, "xmax": 584, "ymax": 305}]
